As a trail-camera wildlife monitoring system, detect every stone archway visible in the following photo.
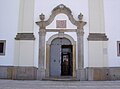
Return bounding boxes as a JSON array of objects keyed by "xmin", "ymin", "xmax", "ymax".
[
  {"xmin": 46, "ymin": 34, "xmax": 76, "ymax": 78},
  {"xmin": 36, "ymin": 4, "xmax": 87, "ymax": 80}
]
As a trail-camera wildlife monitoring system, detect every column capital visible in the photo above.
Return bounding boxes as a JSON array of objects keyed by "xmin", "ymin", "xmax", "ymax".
[
  {"xmin": 36, "ymin": 21, "xmax": 46, "ymax": 29},
  {"xmin": 76, "ymin": 29, "xmax": 84, "ymax": 36},
  {"xmin": 77, "ymin": 21, "xmax": 87, "ymax": 30}
]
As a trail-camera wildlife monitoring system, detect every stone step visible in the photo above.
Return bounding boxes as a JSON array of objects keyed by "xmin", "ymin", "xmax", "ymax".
[{"xmin": 43, "ymin": 77, "xmax": 79, "ymax": 81}]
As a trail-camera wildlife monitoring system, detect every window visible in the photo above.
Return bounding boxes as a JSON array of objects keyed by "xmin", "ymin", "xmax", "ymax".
[
  {"xmin": 0, "ymin": 40, "xmax": 6, "ymax": 55},
  {"xmin": 117, "ymin": 41, "xmax": 120, "ymax": 56}
]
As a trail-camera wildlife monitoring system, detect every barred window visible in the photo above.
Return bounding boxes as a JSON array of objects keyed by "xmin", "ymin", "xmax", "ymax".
[{"xmin": 0, "ymin": 40, "xmax": 6, "ymax": 56}]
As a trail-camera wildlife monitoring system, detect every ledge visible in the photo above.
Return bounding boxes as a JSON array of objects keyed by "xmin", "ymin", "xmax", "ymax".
[
  {"xmin": 15, "ymin": 33, "xmax": 35, "ymax": 40},
  {"xmin": 87, "ymin": 33, "xmax": 108, "ymax": 41}
]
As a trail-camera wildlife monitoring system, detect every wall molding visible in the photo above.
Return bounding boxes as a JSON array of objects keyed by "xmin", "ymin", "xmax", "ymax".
[
  {"xmin": 15, "ymin": 33, "xmax": 35, "ymax": 40},
  {"xmin": 87, "ymin": 33, "xmax": 108, "ymax": 41}
]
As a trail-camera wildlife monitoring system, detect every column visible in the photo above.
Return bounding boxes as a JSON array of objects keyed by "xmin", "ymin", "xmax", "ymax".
[
  {"xmin": 36, "ymin": 14, "xmax": 46, "ymax": 80},
  {"xmin": 77, "ymin": 29, "xmax": 84, "ymax": 69},
  {"xmin": 76, "ymin": 29, "xmax": 86, "ymax": 80},
  {"xmin": 75, "ymin": 13, "xmax": 87, "ymax": 80},
  {"xmin": 37, "ymin": 29, "xmax": 46, "ymax": 80}
]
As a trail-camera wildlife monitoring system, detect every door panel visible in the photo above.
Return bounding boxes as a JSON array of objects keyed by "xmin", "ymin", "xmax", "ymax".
[{"xmin": 50, "ymin": 44, "xmax": 61, "ymax": 77}]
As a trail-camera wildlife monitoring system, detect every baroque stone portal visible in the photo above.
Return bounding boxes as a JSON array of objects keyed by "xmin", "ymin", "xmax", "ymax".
[{"xmin": 36, "ymin": 4, "xmax": 87, "ymax": 80}]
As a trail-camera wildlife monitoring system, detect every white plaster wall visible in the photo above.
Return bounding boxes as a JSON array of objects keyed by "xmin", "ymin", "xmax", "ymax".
[
  {"xmin": 18, "ymin": 0, "xmax": 34, "ymax": 33},
  {"xmin": 34, "ymin": 0, "xmax": 89, "ymax": 68},
  {"xmin": 88, "ymin": 41, "xmax": 108, "ymax": 67},
  {"xmin": 14, "ymin": 41, "xmax": 35, "ymax": 66},
  {"xmin": 104, "ymin": 0, "xmax": 120, "ymax": 67},
  {"xmin": 89, "ymin": 0, "xmax": 105, "ymax": 33},
  {"xmin": 19, "ymin": 41, "xmax": 35, "ymax": 66},
  {"xmin": 0, "ymin": 0, "xmax": 20, "ymax": 66}
]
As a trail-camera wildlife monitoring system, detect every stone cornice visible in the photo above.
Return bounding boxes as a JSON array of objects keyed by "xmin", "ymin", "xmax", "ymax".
[
  {"xmin": 15, "ymin": 33, "xmax": 35, "ymax": 40},
  {"xmin": 87, "ymin": 33, "xmax": 108, "ymax": 41}
]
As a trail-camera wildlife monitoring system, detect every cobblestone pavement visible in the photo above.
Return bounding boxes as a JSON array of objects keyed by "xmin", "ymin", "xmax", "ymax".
[{"xmin": 0, "ymin": 80, "xmax": 120, "ymax": 89}]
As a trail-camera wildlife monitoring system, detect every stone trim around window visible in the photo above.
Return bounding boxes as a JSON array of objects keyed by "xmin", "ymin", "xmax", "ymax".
[
  {"xmin": 0, "ymin": 40, "xmax": 6, "ymax": 56},
  {"xmin": 117, "ymin": 41, "xmax": 120, "ymax": 56}
]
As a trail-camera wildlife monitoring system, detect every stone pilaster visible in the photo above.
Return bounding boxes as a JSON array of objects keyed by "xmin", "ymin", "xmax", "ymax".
[
  {"xmin": 37, "ymin": 29, "xmax": 46, "ymax": 80},
  {"xmin": 76, "ymin": 14, "xmax": 86, "ymax": 80},
  {"xmin": 76, "ymin": 29, "xmax": 86, "ymax": 80},
  {"xmin": 36, "ymin": 14, "xmax": 46, "ymax": 80},
  {"xmin": 77, "ymin": 29, "xmax": 84, "ymax": 69}
]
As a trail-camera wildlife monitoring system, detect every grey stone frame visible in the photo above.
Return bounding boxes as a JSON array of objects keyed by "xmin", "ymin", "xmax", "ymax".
[
  {"xmin": 36, "ymin": 4, "xmax": 87, "ymax": 80},
  {"xmin": 0, "ymin": 40, "xmax": 6, "ymax": 56},
  {"xmin": 46, "ymin": 34, "xmax": 76, "ymax": 78},
  {"xmin": 117, "ymin": 41, "xmax": 120, "ymax": 56}
]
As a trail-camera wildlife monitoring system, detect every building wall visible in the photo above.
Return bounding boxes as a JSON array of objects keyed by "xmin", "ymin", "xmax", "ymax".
[
  {"xmin": 34, "ymin": 0, "xmax": 89, "ymax": 68},
  {"xmin": 0, "ymin": 0, "xmax": 20, "ymax": 66},
  {"xmin": 104, "ymin": 0, "xmax": 120, "ymax": 67},
  {"xmin": 0, "ymin": 0, "xmax": 120, "ymax": 80}
]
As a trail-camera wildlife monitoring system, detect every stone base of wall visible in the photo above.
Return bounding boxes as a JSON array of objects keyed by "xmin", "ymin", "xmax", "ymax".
[
  {"xmin": 0, "ymin": 66, "xmax": 37, "ymax": 80},
  {"xmin": 0, "ymin": 66, "xmax": 13, "ymax": 79},
  {"xmin": 86, "ymin": 67, "xmax": 120, "ymax": 81},
  {"xmin": 1, "ymin": 66, "xmax": 120, "ymax": 80}
]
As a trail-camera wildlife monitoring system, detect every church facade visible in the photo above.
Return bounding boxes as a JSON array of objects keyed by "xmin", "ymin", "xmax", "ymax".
[{"xmin": 0, "ymin": 0, "xmax": 120, "ymax": 80}]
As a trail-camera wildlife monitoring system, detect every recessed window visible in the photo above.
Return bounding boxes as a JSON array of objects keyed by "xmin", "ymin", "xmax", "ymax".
[
  {"xmin": 117, "ymin": 41, "xmax": 120, "ymax": 56},
  {"xmin": 0, "ymin": 40, "xmax": 6, "ymax": 56}
]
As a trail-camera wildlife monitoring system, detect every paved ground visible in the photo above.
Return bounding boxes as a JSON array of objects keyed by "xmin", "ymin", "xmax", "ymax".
[{"xmin": 0, "ymin": 80, "xmax": 120, "ymax": 89}]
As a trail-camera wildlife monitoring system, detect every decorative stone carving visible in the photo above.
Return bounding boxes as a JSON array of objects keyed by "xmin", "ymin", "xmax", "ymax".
[
  {"xmin": 39, "ymin": 13, "xmax": 45, "ymax": 21},
  {"xmin": 78, "ymin": 13, "xmax": 83, "ymax": 21},
  {"xmin": 36, "ymin": 4, "xmax": 87, "ymax": 30},
  {"xmin": 77, "ymin": 13, "xmax": 87, "ymax": 30},
  {"xmin": 52, "ymin": 4, "xmax": 72, "ymax": 14}
]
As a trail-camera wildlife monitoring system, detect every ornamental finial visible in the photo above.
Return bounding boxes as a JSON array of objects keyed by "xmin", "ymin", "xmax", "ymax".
[
  {"xmin": 78, "ymin": 13, "xmax": 83, "ymax": 21},
  {"xmin": 39, "ymin": 13, "xmax": 45, "ymax": 21}
]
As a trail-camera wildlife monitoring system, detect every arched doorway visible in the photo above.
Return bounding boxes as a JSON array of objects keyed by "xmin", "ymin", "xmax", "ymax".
[
  {"xmin": 36, "ymin": 4, "xmax": 86, "ymax": 80},
  {"xmin": 50, "ymin": 38, "xmax": 72, "ymax": 77},
  {"xmin": 46, "ymin": 34, "xmax": 76, "ymax": 78}
]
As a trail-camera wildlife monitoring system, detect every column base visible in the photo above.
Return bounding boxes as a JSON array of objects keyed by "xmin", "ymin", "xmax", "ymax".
[
  {"xmin": 76, "ymin": 69, "xmax": 86, "ymax": 81},
  {"xmin": 37, "ymin": 68, "xmax": 45, "ymax": 80}
]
